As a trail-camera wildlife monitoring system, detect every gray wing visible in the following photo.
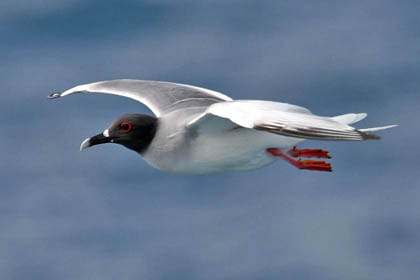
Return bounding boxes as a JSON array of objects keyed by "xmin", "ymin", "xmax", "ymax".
[
  {"xmin": 48, "ymin": 79, "xmax": 232, "ymax": 117},
  {"xmin": 188, "ymin": 100, "xmax": 391, "ymax": 140}
]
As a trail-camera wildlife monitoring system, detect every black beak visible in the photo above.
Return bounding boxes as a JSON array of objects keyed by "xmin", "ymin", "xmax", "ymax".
[{"xmin": 80, "ymin": 132, "xmax": 113, "ymax": 151}]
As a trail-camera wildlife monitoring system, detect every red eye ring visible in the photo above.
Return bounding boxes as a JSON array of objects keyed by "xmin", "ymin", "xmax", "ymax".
[{"xmin": 120, "ymin": 122, "xmax": 132, "ymax": 133}]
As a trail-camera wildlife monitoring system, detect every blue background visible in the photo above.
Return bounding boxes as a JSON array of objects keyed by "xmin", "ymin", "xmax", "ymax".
[{"xmin": 1, "ymin": 0, "xmax": 419, "ymax": 279}]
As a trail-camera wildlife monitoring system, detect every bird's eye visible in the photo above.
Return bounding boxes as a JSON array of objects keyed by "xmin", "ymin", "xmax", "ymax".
[{"xmin": 120, "ymin": 122, "xmax": 132, "ymax": 133}]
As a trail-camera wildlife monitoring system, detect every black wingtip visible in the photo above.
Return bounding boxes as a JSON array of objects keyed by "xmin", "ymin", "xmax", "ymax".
[
  {"xmin": 359, "ymin": 130, "xmax": 381, "ymax": 140},
  {"xmin": 48, "ymin": 92, "xmax": 61, "ymax": 99}
]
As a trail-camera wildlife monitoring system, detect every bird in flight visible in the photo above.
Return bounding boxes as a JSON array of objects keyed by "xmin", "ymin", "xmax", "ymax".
[{"xmin": 49, "ymin": 79, "xmax": 396, "ymax": 174}]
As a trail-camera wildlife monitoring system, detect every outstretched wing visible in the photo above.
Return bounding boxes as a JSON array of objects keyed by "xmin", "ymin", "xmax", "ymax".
[
  {"xmin": 49, "ymin": 79, "xmax": 232, "ymax": 117},
  {"xmin": 188, "ymin": 100, "xmax": 392, "ymax": 140}
]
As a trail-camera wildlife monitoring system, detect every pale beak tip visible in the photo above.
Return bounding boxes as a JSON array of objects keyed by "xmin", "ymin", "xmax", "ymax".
[{"xmin": 80, "ymin": 137, "xmax": 91, "ymax": 151}]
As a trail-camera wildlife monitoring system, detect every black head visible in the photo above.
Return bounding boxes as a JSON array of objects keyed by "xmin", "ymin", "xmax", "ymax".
[{"xmin": 80, "ymin": 114, "xmax": 157, "ymax": 154}]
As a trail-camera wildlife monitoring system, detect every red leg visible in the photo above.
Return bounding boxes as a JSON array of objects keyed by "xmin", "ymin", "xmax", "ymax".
[
  {"xmin": 287, "ymin": 146, "xmax": 331, "ymax": 159},
  {"xmin": 267, "ymin": 148, "xmax": 332, "ymax": 172}
]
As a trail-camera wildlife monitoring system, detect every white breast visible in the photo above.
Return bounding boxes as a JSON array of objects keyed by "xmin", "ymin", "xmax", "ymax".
[{"xmin": 143, "ymin": 126, "xmax": 304, "ymax": 174}]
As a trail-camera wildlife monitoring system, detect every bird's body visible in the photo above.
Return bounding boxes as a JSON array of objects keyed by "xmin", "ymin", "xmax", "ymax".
[
  {"xmin": 49, "ymin": 79, "xmax": 396, "ymax": 174},
  {"xmin": 143, "ymin": 108, "xmax": 300, "ymax": 173}
]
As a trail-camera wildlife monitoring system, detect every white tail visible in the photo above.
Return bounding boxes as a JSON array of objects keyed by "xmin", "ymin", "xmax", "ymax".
[
  {"xmin": 332, "ymin": 113, "xmax": 367, "ymax": 124},
  {"xmin": 359, "ymin": 125, "xmax": 398, "ymax": 132},
  {"xmin": 332, "ymin": 113, "xmax": 397, "ymax": 140}
]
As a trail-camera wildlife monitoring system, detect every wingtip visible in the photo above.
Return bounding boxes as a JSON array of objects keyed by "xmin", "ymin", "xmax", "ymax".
[
  {"xmin": 48, "ymin": 92, "xmax": 62, "ymax": 99},
  {"xmin": 361, "ymin": 132, "xmax": 381, "ymax": 140}
]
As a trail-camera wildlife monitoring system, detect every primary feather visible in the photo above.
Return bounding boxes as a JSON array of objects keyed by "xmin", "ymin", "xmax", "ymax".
[{"xmin": 49, "ymin": 79, "xmax": 231, "ymax": 116}]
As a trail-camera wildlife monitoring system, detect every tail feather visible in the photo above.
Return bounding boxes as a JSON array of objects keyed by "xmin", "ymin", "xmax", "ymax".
[
  {"xmin": 359, "ymin": 124, "xmax": 398, "ymax": 132},
  {"xmin": 332, "ymin": 113, "xmax": 367, "ymax": 125},
  {"xmin": 333, "ymin": 113, "xmax": 397, "ymax": 140},
  {"xmin": 357, "ymin": 124, "xmax": 397, "ymax": 140}
]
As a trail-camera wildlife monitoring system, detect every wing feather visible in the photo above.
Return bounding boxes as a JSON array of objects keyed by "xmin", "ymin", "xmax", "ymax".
[
  {"xmin": 49, "ymin": 79, "xmax": 232, "ymax": 116},
  {"xmin": 188, "ymin": 100, "xmax": 383, "ymax": 141}
]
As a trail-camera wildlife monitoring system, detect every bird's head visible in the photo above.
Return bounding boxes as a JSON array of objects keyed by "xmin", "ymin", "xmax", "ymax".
[{"xmin": 80, "ymin": 114, "xmax": 157, "ymax": 154}]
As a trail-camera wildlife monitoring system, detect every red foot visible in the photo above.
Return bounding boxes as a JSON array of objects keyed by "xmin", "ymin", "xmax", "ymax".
[
  {"xmin": 267, "ymin": 148, "xmax": 332, "ymax": 172},
  {"xmin": 296, "ymin": 160, "xmax": 332, "ymax": 172},
  {"xmin": 288, "ymin": 146, "xmax": 331, "ymax": 159}
]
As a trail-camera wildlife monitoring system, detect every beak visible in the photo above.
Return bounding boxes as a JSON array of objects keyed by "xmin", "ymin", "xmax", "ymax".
[{"xmin": 80, "ymin": 131, "xmax": 114, "ymax": 151}]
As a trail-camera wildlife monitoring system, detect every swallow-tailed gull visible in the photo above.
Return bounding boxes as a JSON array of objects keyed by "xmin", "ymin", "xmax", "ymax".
[{"xmin": 49, "ymin": 79, "xmax": 396, "ymax": 173}]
